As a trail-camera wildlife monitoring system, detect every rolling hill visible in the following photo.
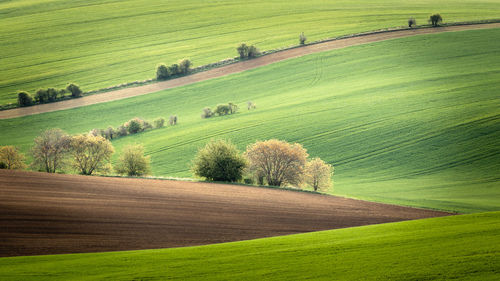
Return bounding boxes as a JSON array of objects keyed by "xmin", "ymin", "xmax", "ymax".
[
  {"xmin": 1, "ymin": 28, "xmax": 498, "ymax": 213},
  {"xmin": 1, "ymin": 0, "xmax": 500, "ymax": 104}
]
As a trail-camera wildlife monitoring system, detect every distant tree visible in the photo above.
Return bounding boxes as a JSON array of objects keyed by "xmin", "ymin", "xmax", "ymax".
[
  {"xmin": 201, "ymin": 107, "xmax": 214, "ymax": 118},
  {"xmin": 192, "ymin": 139, "xmax": 247, "ymax": 182},
  {"xmin": 31, "ymin": 128, "xmax": 71, "ymax": 173},
  {"xmin": 89, "ymin": 128, "xmax": 103, "ymax": 137},
  {"xmin": 168, "ymin": 64, "xmax": 180, "ymax": 76},
  {"xmin": 35, "ymin": 89, "xmax": 49, "ymax": 103},
  {"xmin": 247, "ymin": 101, "xmax": 256, "ymax": 110},
  {"xmin": 70, "ymin": 135, "xmax": 114, "ymax": 175},
  {"xmin": 228, "ymin": 102, "xmax": 238, "ymax": 114},
  {"xmin": 66, "ymin": 83, "xmax": 83, "ymax": 98},
  {"xmin": 429, "ymin": 14, "xmax": 442, "ymax": 27},
  {"xmin": 247, "ymin": 45, "xmax": 259, "ymax": 58},
  {"xmin": 115, "ymin": 144, "xmax": 151, "ymax": 176},
  {"xmin": 408, "ymin": 17, "xmax": 416, "ymax": 28},
  {"xmin": 168, "ymin": 115, "xmax": 178, "ymax": 125},
  {"xmin": 103, "ymin": 126, "xmax": 115, "ymax": 139},
  {"xmin": 126, "ymin": 118, "xmax": 144, "ymax": 134},
  {"xmin": 17, "ymin": 91, "xmax": 33, "ymax": 107},
  {"xmin": 58, "ymin": 88, "xmax": 67, "ymax": 99},
  {"xmin": 154, "ymin": 117, "xmax": 165, "ymax": 128},
  {"xmin": 237, "ymin": 43, "xmax": 249, "ymax": 59},
  {"xmin": 116, "ymin": 125, "xmax": 128, "ymax": 137},
  {"xmin": 143, "ymin": 120, "xmax": 153, "ymax": 130},
  {"xmin": 215, "ymin": 104, "xmax": 231, "ymax": 116},
  {"xmin": 299, "ymin": 32, "xmax": 307, "ymax": 45},
  {"xmin": 0, "ymin": 146, "xmax": 26, "ymax": 170},
  {"xmin": 47, "ymin": 88, "xmax": 58, "ymax": 102},
  {"xmin": 179, "ymin": 59, "xmax": 192, "ymax": 74},
  {"xmin": 156, "ymin": 64, "xmax": 170, "ymax": 80},
  {"xmin": 245, "ymin": 139, "xmax": 308, "ymax": 187},
  {"xmin": 305, "ymin": 158, "xmax": 333, "ymax": 191}
]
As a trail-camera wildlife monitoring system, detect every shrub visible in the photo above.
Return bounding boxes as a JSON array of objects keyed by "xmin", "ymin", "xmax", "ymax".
[
  {"xmin": 305, "ymin": 158, "xmax": 333, "ymax": 191},
  {"xmin": 429, "ymin": 14, "xmax": 442, "ymax": 27},
  {"xmin": 154, "ymin": 117, "xmax": 165, "ymax": 128},
  {"xmin": 168, "ymin": 115, "xmax": 178, "ymax": 125},
  {"xmin": 247, "ymin": 45, "xmax": 259, "ymax": 58},
  {"xmin": 168, "ymin": 64, "xmax": 180, "ymax": 76},
  {"xmin": 143, "ymin": 120, "xmax": 153, "ymax": 130},
  {"xmin": 115, "ymin": 144, "xmax": 151, "ymax": 176},
  {"xmin": 237, "ymin": 43, "xmax": 248, "ymax": 59},
  {"xmin": 0, "ymin": 162, "xmax": 6, "ymax": 169},
  {"xmin": 228, "ymin": 102, "xmax": 238, "ymax": 114},
  {"xmin": 70, "ymin": 135, "xmax": 114, "ymax": 175},
  {"xmin": 408, "ymin": 17, "xmax": 416, "ymax": 28},
  {"xmin": 116, "ymin": 125, "xmax": 128, "ymax": 137},
  {"xmin": 201, "ymin": 107, "xmax": 214, "ymax": 118},
  {"xmin": 66, "ymin": 83, "xmax": 83, "ymax": 98},
  {"xmin": 58, "ymin": 88, "xmax": 67, "ymax": 99},
  {"xmin": 179, "ymin": 59, "xmax": 192, "ymax": 74},
  {"xmin": 247, "ymin": 101, "xmax": 256, "ymax": 110},
  {"xmin": 245, "ymin": 139, "xmax": 308, "ymax": 187},
  {"xmin": 89, "ymin": 128, "xmax": 103, "ymax": 137},
  {"xmin": 156, "ymin": 64, "xmax": 170, "ymax": 80},
  {"xmin": 299, "ymin": 32, "xmax": 307, "ymax": 45},
  {"xmin": 35, "ymin": 89, "xmax": 49, "ymax": 103},
  {"xmin": 215, "ymin": 104, "xmax": 231, "ymax": 116},
  {"xmin": 17, "ymin": 91, "xmax": 33, "ymax": 107},
  {"xmin": 31, "ymin": 128, "xmax": 71, "ymax": 173},
  {"xmin": 104, "ymin": 126, "xmax": 115, "ymax": 139},
  {"xmin": 0, "ymin": 146, "xmax": 27, "ymax": 170},
  {"xmin": 192, "ymin": 139, "xmax": 247, "ymax": 182},
  {"xmin": 127, "ymin": 118, "xmax": 143, "ymax": 134},
  {"xmin": 47, "ymin": 88, "xmax": 58, "ymax": 102}
]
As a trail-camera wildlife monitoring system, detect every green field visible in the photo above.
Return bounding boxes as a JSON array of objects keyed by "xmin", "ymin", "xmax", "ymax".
[
  {"xmin": 1, "ymin": 0, "xmax": 500, "ymax": 105},
  {"xmin": 0, "ymin": 211, "xmax": 498, "ymax": 280},
  {"xmin": 2, "ymin": 28, "xmax": 499, "ymax": 213}
]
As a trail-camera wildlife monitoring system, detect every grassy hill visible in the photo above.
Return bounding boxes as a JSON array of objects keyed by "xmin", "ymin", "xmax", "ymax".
[
  {"xmin": 1, "ymin": 28, "xmax": 499, "ymax": 213},
  {"xmin": 1, "ymin": 0, "xmax": 500, "ymax": 105},
  {"xmin": 0, "ymin": 211, "xmax": 498, "ymax": 280}
]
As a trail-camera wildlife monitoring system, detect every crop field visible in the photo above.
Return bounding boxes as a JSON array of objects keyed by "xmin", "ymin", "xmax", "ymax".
[
  {"xmin": 2, "ymin": 28, "xmax": 499, "ymax": 213},
  {"xmin": 0, "ymin": 211, "xmax": 497, "ymax": 280},
  {"xmin": 1, "ymin": 0, "xmax": 500, "ymax": 105}
]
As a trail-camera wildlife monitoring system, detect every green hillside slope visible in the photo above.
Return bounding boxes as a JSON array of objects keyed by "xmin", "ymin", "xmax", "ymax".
[
  {"xmin": 1, "ymin": 212, "xmax": 498, "ymax": 280},
  {"xmin": 1, "ymin": 0, "xmax": 500, "ymax": 104},
  {"xmin": 1, "ymin": 29, "xmax": 499, "ymax": 213}
]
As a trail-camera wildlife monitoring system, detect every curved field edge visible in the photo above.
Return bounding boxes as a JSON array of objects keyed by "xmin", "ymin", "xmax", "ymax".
[
  {"xmin": 0, "ymin": 212, "xmax": 498, "ymax": 280},
  {"xmin": 2, "ymin": 28, "xmax": 499, "ymax": 214},
  {"xmin": 2, "ymin": 21, "xmax": 499, "ymax": 117},
  {"xmin": 2, "ymin": 0, "xmax": 500, "ymax": 105}
]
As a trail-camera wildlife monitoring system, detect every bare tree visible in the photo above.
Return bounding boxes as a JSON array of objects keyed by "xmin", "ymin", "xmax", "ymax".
[
  {"xmin": 245, "ymin": 139, "xmax": 308, "ymax": 187},
  {"xmin": 305, "ymin": 158, "xmax": 333, "ymax": 191},
  {"xmin": 70, "ymin": 135, "xmax": 114, "ymax": 175},
  {"xmin": 31, "ymin": 128, "xmax": 71, "ymax": 173},
  {"xmin": 0, "ymin": 146, "xmax": 26, "ymax": 170}
]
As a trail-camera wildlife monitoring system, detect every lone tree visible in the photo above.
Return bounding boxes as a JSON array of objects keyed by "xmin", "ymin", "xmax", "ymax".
[
  {"xmin": 429, "ymin": 14, "xmax": 442, "ymax": 27},
  {"xmin": 0, "ymin": 146, "xmax": 26, "ymax": 170},
  {"xmin": 192, "ymin": 139, "xmax": 247, "ymax": 182},
  {"xmin": 70, "ymin": 135, "xmax": 114, "ymax": 175},
  {"xmin": 305, "ymin": 158, "xmax": 333, "ymax": 191},
  {"xmin": 299, "ymin": 32, "xmax": 307, "ymax": 45},
  {"xmin": 66, "ymin": 83, "xmax": 83, "ymax": 98},
  {"xmin": 245, "ymin": 139, "xmax": 308, "ymax": 187},
  {"xmin": 17, "ymin": 91, "xmax": 33, "ymax": 107},
  {"xmin": 408, "ymin": 17, "xmax": 416, "ymax": 28},
  {"xmin": 115, "ymin": 144, "xmax": 151, "ymax": 176},
  {"xmin": 31, "ymin": 128, "xmax": 71, "ymax": 173}
]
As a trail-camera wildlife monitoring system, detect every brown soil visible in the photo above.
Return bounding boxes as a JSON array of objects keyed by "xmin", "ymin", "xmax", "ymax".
[
  {"xmin": 1, "ymin": 23, "xmax": 499, "ymax": 120},
  {"xmin": 0, "ymin": 170, "xmax": 451, "ymax": 257}
]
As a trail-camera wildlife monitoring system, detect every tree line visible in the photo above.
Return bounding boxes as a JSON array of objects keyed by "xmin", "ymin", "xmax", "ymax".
[{"xmin": 17, "ymin": 83, "xmax": 83, "ymax": 107}]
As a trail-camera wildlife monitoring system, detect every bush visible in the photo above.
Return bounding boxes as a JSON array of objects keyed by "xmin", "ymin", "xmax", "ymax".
[
  {"xmin": 247, "ymin": 45, "xmax": 259, "ymax": 58},
  {"xmin": 115, "ymin": 144, "xmax": 151, "ymax": 176},
  {"xmin": 201, "ymin": 107, "xmax": 214, "ymax": 118},
  {"xmin": 429, "ymin": 14, "xmax": 442, "ymax": 27},
  {"xmin": 116, "ymin": 125, "xmax": 128, "ymax": 137},
  {"xmin": 70, "ymin": 135, "xmax": 114, "ymax": 175},
  {"xmin": 245, "ymin": 139, "xmax": 308, "ymax": 187},
  {"xmin": 408, "ymin": 17, "xmax": 416, "ymax": 28},
  {"xmin": 179, "ymin": 59, "xmax": 192, "ymax": 74},
  {"xmin": 215, "ymin": 104, "xmax": 231, "ymax": 116},
  {"xmin": 103, "ymin": 126, "xmax": 115, "ymax": 139},
  {"xmin": 237, "ymin": 43, "xmax": 248, "ymax": 59},
  {"xmin": 299, "ymin": 32, "xmax": 307, "ymax": 45},
  {"xmin": 0, "ymin": 146, "xmax": 27, "ymax": 170},
  {"xmin": 154, "ymin": 117, "xmax": 165, "ymax": 128},
  {"xmin": 58, "ymin": 88, "xmax": 67, "ymax": 99},
  {"xmin": 127, "ymin": 118, "xmax": 143, "ymax": 134},
  {"xmin": 156, "ymin": 64, "xmax": 170, "ymax": 80},
  {"xmin": 192, "ymin": 139, "xmax": 247, "ymax": 182},
  {"xmin": 168, "ymin": 64, "xmax": 180, "ymax": 76},
  {"xmin": 47, "ymin": 88, "xmax": 58, "ymax": 102},
  {"xmin": 305, "ymin": 158, "xmax": 333, "ymax": 191},
  {"xmin": 17, "ymin": 91, "xmax": 33, "ymax": 107},
  {"xmin": 0, "ymin": 162, "xmax": 6, "ymax": 169},
  {"xmin": 66, "ymin": 83, "xmax": 83, "ymax": 98},
  {"xmin": 35, "ymin": 89, "xmax": 49, "ymax": 103}
]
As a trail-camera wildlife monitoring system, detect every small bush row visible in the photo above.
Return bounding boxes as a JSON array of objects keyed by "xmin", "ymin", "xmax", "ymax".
[
  {"xmin": 89, "ymin": 115, "xmax": 178, "ymax": 140},
  {"xmin": 17, "ymin": 83, "xmax": 83, "ymax": 107},
  {"xmin": 156, "ymin": 59, "xmax": 192, "ymax": 80},
  {"xmin": 237, "ymin": 43, "xmax": 260, "ymax": 59},
  {"xmin": 201, "ymin": 102, "xmax": 240, "ymax": 119}
]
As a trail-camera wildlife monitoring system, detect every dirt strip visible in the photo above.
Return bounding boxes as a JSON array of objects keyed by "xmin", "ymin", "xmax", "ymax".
[
  {"xmin": 0, "ymin": 170, "xmax": 451, "ymax": 257},
  {"xmin": 1, "ymin": 23, "xmax": 499, "ymax": 120}
]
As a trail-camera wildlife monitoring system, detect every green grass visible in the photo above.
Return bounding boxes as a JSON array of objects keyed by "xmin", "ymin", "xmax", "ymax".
[
  {"xmin": 1, "ymin": 0, "xmax": 500, "ymax": 105},
  {"xmin": 0, "ymin": 211, "xmax": 498, "ymax": 280},
  {"xmin": 1, "ymin": 28, "xmax": 499, "ymax": 213}
]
